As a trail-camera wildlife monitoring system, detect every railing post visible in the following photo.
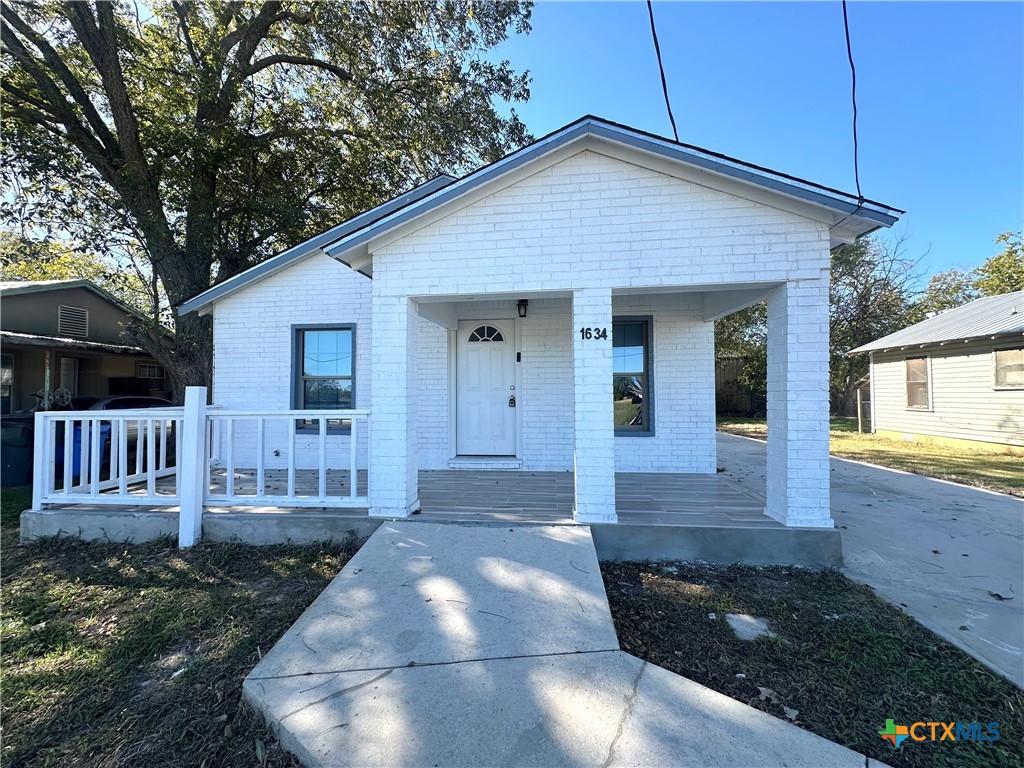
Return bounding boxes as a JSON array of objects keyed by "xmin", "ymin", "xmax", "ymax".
[
  {"xmin": 31, "ymin": 412, "xmax": 48, "ymax": 511},
  {"xmin": 178, "ymin": 386, "xmax": 208, "ymax": 547}
]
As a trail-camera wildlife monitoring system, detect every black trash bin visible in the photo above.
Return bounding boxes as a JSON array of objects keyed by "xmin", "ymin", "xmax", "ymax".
[{"xmin": 1, "ymin": 417, "xmax": 34, "ymax": 487}]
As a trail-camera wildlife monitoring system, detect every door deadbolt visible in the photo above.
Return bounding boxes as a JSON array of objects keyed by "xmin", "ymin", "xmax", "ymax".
[{"xmin": 508, "ymin": 395, "xmax": 516, "ymax": 408}]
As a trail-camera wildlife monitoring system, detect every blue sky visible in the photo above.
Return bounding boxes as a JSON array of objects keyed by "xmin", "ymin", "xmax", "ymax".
[{"xmin": 491, "ymin": 1, "xmax": 1023, "ymax": 284}]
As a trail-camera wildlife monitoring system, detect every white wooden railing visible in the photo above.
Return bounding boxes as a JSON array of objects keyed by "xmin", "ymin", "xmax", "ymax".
[
  {"xmin": 205, "ymin": 409, "xmax": 370, "ymax": 507},
  {"xmin": 30, "ymin": 387, "xmax": 371, "ymax": 548},
  {"xmin": 32, "ymin": 409, "xmax": 184, "ymax": 507}
]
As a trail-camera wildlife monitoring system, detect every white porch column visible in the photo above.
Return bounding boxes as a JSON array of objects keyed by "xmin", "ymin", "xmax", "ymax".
[
  {"xmin": 572, "ymin": 287, "xmax": 617, "ymax": 524},
  {"xmin": 369, "ymin": 292, "xmax": 419, "ymax": 517},
  {"xmin": 765, "ymin": 277, "xmax": 832, "ymax": 527}
]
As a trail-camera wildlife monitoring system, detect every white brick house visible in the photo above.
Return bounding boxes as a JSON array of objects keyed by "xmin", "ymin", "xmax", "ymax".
[{"xmin": 180, "ymin": 117, "xmax": 901, "ymax": 529}]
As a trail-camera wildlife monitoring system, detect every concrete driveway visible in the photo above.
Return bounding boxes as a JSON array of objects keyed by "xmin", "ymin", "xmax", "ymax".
[{"xmin": 717, "ymin": 432, "xmax": 1024, "ymax": 688}]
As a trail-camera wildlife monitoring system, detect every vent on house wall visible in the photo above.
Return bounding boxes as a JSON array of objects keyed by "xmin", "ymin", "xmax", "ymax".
[{"xmin": 58, "ymin": 305, "xmax": 89, "ymax": 337}]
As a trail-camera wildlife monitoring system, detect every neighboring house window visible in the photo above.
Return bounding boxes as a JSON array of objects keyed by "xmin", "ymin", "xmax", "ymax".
[
  {"xmin": 294, "ymin": 326, "xmax": 354, "ymax": 430},
  {"xmin": 905, "ymin": 357, "xmax": 930, "ymax": 409},
  {"xmin": 58, "ymin": 305, "xmax": 88, "ymax": 337},
  {"xmin": 994, "ymin": 347, "xmax": 1024, "ymax": 389},
  {"xmin": 1, "ymin": 353, "xmax": 12, "ymax": 414},
  {"xmin": 613, "ymin": 319, "xmax": 652, "ymax": 433},
  {"xmin": 137, "ymin": 363, "xmax": 165, "ymax": 380}
]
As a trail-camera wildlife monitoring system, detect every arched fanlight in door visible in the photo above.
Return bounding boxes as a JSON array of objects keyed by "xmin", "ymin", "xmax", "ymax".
[{"xmin": 468, "ymin": 325, "xmax": 504, "ymax": 342}]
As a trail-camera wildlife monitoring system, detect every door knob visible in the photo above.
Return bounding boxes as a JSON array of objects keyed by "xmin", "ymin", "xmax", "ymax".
[{"xmin": 508, "ymin": 395, "xmax": 516, "ymax": 408}]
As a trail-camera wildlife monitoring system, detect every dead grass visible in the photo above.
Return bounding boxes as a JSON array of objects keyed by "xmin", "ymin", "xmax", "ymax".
[
  {"xmin": 602, "ymin": 560, "xmax": 1024, "ymax": 768},
  {"xmin": 1, "ymin": 486, "xmax": 355, "ymax": 768},
  {"xmin": 717, "ymin": 417, "xmax": 1023, "ymax": 497}
]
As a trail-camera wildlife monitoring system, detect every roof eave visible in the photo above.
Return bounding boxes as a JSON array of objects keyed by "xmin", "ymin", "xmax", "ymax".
[{"xmin": 323, "ymin": 117, "xmax": 901, "ymax": 269}]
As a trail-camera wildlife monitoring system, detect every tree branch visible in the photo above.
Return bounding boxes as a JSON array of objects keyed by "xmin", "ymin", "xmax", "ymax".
[
  {"xmin": 1, "ymin": 5, "xmax": 121, "ymax": 157},
  {"xmin": 244, "ymin": 54, "xmax": 352, "ymax": 81},
  {"xmin": 171, "ymin": 1, "xmax": 202, "ymax": 66}
]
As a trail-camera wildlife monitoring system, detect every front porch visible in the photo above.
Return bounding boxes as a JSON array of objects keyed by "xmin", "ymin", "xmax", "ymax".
[{"xmin": 22, "ymin": 462, "xmax": 843, "ymax": 567}]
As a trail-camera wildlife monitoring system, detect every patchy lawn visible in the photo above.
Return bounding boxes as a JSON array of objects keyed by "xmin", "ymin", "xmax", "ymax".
[
  {"xmin": 717, "ymin": 417, "xmax": 1023, "ymax": 497},
  {"xmin": 602, "ymin": 561, "xmax": 1024, "ymax": 768},
  {"xmin": 1, "ymin": 486, "xmax": 356, "ymax": 768}
]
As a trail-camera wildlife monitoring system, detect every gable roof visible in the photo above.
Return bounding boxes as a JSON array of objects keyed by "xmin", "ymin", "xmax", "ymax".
[
  {"xmin": 179, "ymin": 115, "xmax": 903, "ymax": 316},
  {"xmin": 0, "ymin": 278, "xmax": 149, "ymax": 322},
  {"xmin": 849, "ymin": 292, "xmax": 1024, "ymax": 354}
]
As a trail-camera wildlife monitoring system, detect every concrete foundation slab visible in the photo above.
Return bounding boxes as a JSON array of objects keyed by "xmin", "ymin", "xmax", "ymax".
[
  {"xmin": 203, "ymin": 511, "xmax": 382, "ymax": 546},
  {"xmin": 591, "ymin": 522, "xmax": 844, "ymax": 567},
  {"xmin": 20, "ymin": 507, "xmax": 177, "ymax": 543}
]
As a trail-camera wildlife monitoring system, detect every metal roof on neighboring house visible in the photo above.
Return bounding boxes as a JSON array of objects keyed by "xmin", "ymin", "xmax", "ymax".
[
  {"xmin": 0, "ymin": 329, "xmax": 146, "ymax": 354},
  {"xmin": 848, "ymin": 292, "xmax": 1024, "ymax": 353},
  {"xmin": 179, "ymin": 115, "xmax": 903, "ymax": 317}
]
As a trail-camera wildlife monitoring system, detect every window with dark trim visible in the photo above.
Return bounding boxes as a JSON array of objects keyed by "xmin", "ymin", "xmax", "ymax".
[
  {"xmin": 905, "ymin": 356, "xmax": 930, "ymax": 409},
  {"xmin": 294, "ymin": 326, "xmax": 355, "ymax": 430},
  {"xmin": 613, "ymin": 319, "xmax": 652, "ymax": 433},
  {"xmin": 994, "ymin": 347, "xmax": 1024, "ymax": 389}
]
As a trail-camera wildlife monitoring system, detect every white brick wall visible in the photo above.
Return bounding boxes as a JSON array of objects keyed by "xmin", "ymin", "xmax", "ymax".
[
  {"xmin": 572, "ymin": 288, "xmax": 616, "ymax": 522},
  {"xmin": 765, "ymin": 277, "xmax": 832, "ymax": 527},
  {"xmin": 212, "ymin": 253, "xmax": 372, "ymax": 471},
  {"xmin": 612, "ymin": 293, "xmax": 716, "ymax": 473},
  {"xmin": 373, "ymin": 150, "xmax": 830, "ymax": 295},
  {"xmin": 210, "ymin": 148, "xmax": 832, "ymax": 525}
]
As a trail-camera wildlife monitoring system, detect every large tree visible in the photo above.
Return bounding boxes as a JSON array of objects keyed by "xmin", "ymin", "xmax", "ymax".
[{"xmin": 2, "ymin": 0, "xmax": 531, "ymax": 399}]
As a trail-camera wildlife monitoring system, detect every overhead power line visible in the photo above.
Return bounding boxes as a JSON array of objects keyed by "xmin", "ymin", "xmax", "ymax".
[
  {"xmin": 841, "ymin": 0, "xmax": 863, "ymax": 201},
  {"xmin": 646, "ymin": 0, "xmax": 679, "ymax": 142}
]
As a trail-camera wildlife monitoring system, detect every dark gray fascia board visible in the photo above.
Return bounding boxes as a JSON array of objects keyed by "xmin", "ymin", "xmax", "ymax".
[
  {"xmin": 586, "ymin": 122, "xmax": 901, "ymax": 227},
  {"xmin": 324, "ymin": 117, "xmax": 902, "ymax": 264},
  {"xmin": 177, "ymin": 174, "xmax": 457, "ymax": 316}
]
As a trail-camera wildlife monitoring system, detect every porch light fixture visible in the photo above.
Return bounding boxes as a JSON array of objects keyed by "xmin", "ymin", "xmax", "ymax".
[{"xmin": 517, "ymin": 299, "xmax": 529, "ymax": 318}]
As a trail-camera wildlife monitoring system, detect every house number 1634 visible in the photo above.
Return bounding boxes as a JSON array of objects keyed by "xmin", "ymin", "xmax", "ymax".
[{"xmin": 579, "ymin": 327, "xmax": 608, "ymax": 340}]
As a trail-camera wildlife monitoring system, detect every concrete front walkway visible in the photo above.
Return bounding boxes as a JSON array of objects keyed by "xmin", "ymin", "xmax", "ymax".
[
  {"xmin": 245, "ymin": 521, "xmax": 883, "ymax": 767},
  {"xmin": 717, "ymin": 432, "xmax": 1024, "ymax": 688}
]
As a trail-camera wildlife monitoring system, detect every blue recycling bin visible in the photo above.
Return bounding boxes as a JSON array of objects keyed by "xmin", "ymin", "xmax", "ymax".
[{"xmin": 55, "ymin": 423, "xmax": 112, "ymax": 478}]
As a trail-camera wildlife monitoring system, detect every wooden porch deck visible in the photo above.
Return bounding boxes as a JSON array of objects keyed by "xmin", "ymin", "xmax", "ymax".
[
  {"xmin": 417, "ymin": 470, "xmax": 777, "ymax": 528},
  {"xmin": 200, "ymin": 469, "xmax": 778, "ymax": 528}
]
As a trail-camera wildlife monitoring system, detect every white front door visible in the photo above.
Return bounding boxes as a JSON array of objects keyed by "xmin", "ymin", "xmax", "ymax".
[{"xmin": 456, "ymin": 320, "xmax": 517, "ymax": 456}]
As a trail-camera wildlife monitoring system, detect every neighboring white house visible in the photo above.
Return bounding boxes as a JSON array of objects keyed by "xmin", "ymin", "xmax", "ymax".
[
  {"xmin": 850, "ymin": 292, "xmax": 1024, "ymax": 452},
  {"xmin": 180, "ymin": 116, "xmax": 902, "ymax": 527}
]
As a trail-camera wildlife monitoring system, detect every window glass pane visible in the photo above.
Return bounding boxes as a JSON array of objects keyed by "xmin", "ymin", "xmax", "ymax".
[
  {"xmin": 906, "ymin": 357, "xmax": 929, "ymax": 407},
  {"xmin": 907, "ymin": 383, "xmax": 929, "ymax": 408},
  {"xmin": 996, "ymin": 348, "xmax": 1024, "ymax": 387},
  {"xmin": 303, "ymin": 330, "xmax": 352, "ymax": 377},
  {"xmin": 303, "ymin": 379, "xmax": 352, "ymax": 410},
  {"xmin": 613, "ymin": 321, "xmax": 649, "ymax": 430},
  {"xmin": 614, "ymin": 375, "xmax": 645, "ymax": 427},
  {"xmin": 613, "ymin": 322, "xmax": 645, "ymax": 374},
  {"xmin": 906, "ymin": 357, "xmax": 927, "ymax": 383}
]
